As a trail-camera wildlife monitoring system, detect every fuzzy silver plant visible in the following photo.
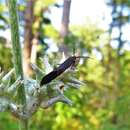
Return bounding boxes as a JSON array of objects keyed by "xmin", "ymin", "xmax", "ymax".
[{"xmin": 0, "ymin": 54, "xmax": 84, "ymax": 120}]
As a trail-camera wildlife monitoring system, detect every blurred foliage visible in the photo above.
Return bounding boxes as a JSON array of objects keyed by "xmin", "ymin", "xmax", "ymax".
[
  {"xmin": 0, "ymin": 42, "xmax": 12, "ymax": 71},
  {"xmin": 34, "ymin": 0, "xmax": 56, "ymax": 16},
  {"xmin": 0, "ymin": 0, "xmax": 130, "ymax": 130},
  {"xmin": 107, "ymin": 0, "xmax": 130, "ymax": 51}
]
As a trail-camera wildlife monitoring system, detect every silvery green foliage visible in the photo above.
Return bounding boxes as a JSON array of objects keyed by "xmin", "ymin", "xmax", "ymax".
[{"xmin": 0, "ymin": 55, "xmax": 84, "ymax": 119}]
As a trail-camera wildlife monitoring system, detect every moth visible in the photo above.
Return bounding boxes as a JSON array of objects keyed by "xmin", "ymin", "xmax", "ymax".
[{"xmin": 40, "ymin": 56, "xmax": 90, "ymax": 86}]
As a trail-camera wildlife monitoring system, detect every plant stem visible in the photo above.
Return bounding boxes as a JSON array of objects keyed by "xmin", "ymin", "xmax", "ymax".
[{"xmin": 8, "ymin": 0, "xmax": 28, "ymax": 130}]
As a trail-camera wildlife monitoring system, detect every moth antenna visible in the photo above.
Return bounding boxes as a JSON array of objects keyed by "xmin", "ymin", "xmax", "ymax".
[
  {"xmin": 42, "ymin": 57, "xmax": 53, "ymax": 73},
  {"xmin": 76, "ymin": 56, "xmax": 94, "ymax": 59},
  {"xmin": 59, "ymin": 52, "xmax": 66, "ymax": 64},
  {"xmin": 72, "ymin": 47, "xmax": 75, "ymax": 56}
]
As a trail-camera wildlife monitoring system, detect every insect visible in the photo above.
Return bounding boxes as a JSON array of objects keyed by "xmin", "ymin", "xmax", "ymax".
[{"xmin": 40, "ymin": 56, "xmax": 90, "ymax": 86}]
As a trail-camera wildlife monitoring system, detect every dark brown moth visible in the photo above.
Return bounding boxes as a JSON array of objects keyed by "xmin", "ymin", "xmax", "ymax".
[{"xmin": 40, "ymin": 56, "xmax": 90, "ymax": 86}]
